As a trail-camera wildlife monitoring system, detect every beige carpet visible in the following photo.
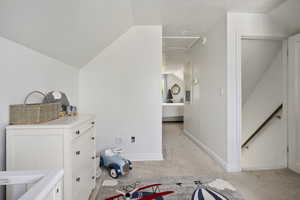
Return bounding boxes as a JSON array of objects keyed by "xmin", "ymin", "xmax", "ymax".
[
  {"xmin": 98, "ymin": 176, "xmax": 244, "ymax": 200},
  {"xmin": 95, "ymin": 123, "xmax": 300, "ymax": 200}
]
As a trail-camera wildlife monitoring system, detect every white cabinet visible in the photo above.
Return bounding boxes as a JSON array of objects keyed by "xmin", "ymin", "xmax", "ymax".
[{"xmin": 6, "ymin": 115, "xmax": 97, "ymax": 200}]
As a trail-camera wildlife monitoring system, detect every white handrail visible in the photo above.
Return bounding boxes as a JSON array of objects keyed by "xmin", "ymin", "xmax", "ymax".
[{"xmin": 0, "ymin": 169, "xmax": 64, "ymax": 200}]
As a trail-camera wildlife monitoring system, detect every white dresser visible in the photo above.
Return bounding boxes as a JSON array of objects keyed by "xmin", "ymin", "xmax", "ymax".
[{"xmin": 6, "ymin": 114, "xmax": 96, "ymax": 200}]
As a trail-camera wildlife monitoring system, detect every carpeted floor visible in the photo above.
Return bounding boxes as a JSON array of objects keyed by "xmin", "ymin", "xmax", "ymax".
[
  {"xmin": 98, "ymin": 176, "xmax": 244, "ymax": 200},
  {"xmin": 93, "ymin": 123, "xmax": 300, "ymax": 200}
]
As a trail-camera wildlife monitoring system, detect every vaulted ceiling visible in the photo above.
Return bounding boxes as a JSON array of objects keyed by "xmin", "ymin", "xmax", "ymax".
[
  {"xmin": 0, "ymin": 0, "xmax": 133, "ymax": 68},
  {"xmin": 0, "ymin": 0, "xmax": 298, "ymax": 68}
]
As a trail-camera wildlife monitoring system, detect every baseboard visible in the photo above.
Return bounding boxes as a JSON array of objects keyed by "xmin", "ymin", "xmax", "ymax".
[
  {"xmin": 162, "ymin": 116, "xmax": 184, "ymax": 122},
  {"xmin": 226, "ymin": 164, "xmax": 241, "ymax": 172},
  {"xmin": 242, "ymin": 165, "xmax": 286, "ymax": 171},
  {"xmin": 184, "ymin": 129, "xmax": 227, "ymax": 171},
  {"xmin": 122, "ymin": 153, "xmax": 163, "ymax": 161}
]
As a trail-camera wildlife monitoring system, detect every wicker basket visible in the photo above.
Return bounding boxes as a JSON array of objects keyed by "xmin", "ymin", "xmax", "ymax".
[{"xmin": 9, "ymin": 91, "xmax": 61, "ymax": 125}]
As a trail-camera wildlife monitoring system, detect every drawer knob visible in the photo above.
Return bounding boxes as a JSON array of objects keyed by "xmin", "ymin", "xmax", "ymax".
[
  {"xmin": 91, "ymin": 122, "xmax": 95, "ymax": 125},
  {"xmin": 56, "ymin": 188, "xmax": 60, "ymax": 193},
  {"xmin": 91, "ymin": 137, "xmax": 95, "ymax": 140},
  {"xmin": 76, "ymin": 130, "xmax": 80, "ymax": 135},
  {"xmin": 76, "ymin": 177, "xmax": 80, "ymax": 182},
  {"xmin": 92, "ymin": 156, "xmax": 95, "ymax": 160},
  {"xmin": 92, "ymin": 176, "xmax": 95, "ymax": 180},
  {"xmin": 76, "ymin": 151, "xmax": 80, "ymax": 155}
]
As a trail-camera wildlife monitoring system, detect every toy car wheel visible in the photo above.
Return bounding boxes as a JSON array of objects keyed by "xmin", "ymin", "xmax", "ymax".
[
  {"xmin": 109, "ymin": 168, "xmax": 119, "ymax": 179},
  {"xmin": 100, "ymin": 157, "xmax": 104, "ymax": 167}
]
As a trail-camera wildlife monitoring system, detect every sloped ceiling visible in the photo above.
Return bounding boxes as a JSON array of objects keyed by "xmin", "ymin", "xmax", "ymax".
[
  {"xmin": 131, "ymin": 0, "xmax": 287, "ymax": 36},
  {"xmin": 0, "ymin": 0, "xmax": 298, "ymax": 68},
  {"xmin": 0, "ymin": 0, "xmax": 133, "ymax": 68},
  {"xmin": 241, "ymin": 39, "xmax": 282, "ymax": 103},
  {"xmin": 269, "ymin": 0, "xmax": 300, "ymax": 35}
]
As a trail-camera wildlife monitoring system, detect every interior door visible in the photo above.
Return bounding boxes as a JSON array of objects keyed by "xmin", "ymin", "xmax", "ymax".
[{"xmin": 288, "ymin": 33, "xmax": 300, "ymax": 173}]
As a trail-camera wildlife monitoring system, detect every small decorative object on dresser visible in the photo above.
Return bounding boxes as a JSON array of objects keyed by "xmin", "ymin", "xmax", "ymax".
[
  {"xmin": 6, "ymin": 114, "xmax": 96, "ymax": 200},
  {"xmin": 9, "ymin": 90, "xmax": 61, "ymax": 125}
]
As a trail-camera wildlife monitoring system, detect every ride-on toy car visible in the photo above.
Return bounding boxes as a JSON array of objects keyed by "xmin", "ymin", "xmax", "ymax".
[{"xmin": 100, "ymin": 148, "xmax": 132, "ymax": 178}]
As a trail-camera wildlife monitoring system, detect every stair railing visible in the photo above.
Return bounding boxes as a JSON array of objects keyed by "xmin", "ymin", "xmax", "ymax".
[{"xmin": 241, "ymin": 104, "xmax": 283, "ymax": 149}]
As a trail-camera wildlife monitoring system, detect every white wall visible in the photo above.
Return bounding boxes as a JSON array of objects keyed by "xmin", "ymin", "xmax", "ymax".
[
  {"xmin": 226, "ymin": 12, "xmax": 288, "ymax": 171},
  {"xmin": 269, "ymin": 0, "xmax": 300, "ymax": 36},
  {"xmin": 241, "ymin": 39, "xmax": 283, "ymax": 104},
  {"xmin": 184, "ymin": 18, "xmax": 227, "ymax": 169},
  {"xmin": 242, "ymin": 45, "xmax": 283, "ymax": 143},
  {"xmin": 241, "ymin": 47, "xmax": 287, "ymax": 170},
  {"xmin": 79, "ymin": 26, "xmax": 163, "ymax": 161},
  {"xmin": 0, "ymin": 37, "xmax": 79, "ymax": 200},
  {"xmin": 162, "ymin": 52, "xmax": 186, "ymax": 80},
  {"xmin": 0, "ymin": 0, "xmax": 133, "ymax": 67}
]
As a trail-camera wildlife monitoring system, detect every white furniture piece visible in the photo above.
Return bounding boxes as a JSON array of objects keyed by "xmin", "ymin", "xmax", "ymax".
[
  {"xmin": 0, "ymin": 169, "xmax": 64, "ymax": 200},
  {"xmin": 6, "ymin": 115, "xmax": 96, "ymax": 200},
  {"xmin": 162, "ymin": 103, "xmax": 184, "ymax": 122}
]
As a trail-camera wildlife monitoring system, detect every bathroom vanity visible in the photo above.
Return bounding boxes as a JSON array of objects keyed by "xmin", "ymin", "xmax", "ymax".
[{"xmin": 162, "ymin": 103, "xmax": 184, "ymax": 122}]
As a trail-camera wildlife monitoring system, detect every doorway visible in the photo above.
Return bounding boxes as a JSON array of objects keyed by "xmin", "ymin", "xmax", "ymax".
[
  {"xmin": 228, "ymin": 33, "xmax": 300, "ymax": 173},
  {"xmin": 161, "ymin": 72, "xmax": 185, "ymax": 123},
  {"xmin": 240, "ymin": 38, "xmax": 287, "ymax": 170}
]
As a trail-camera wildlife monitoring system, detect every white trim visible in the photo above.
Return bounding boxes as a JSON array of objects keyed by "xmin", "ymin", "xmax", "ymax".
[
  {"xmin": 19, "ymin": 170, "xmax": 63, "ymax": 200},
  {"xmin": 287, "ymin": 34, "xmax": 300, "ymax": 174},
  {"xmin": 0, "ymin": 169, "xmax": 63, "ymax": 200},
  {"xmin": 183, "ymin": 129, "xmax": 227, "ymax": 171},
  {"xmin": 226, "ymin": 13, "xmax": 289, "ymax": 172},
  {"xmin": 241, "ymin": 35, "xmax": 287, "ymax": 41},
  {"xmin": 282, "ymin": 39, "xmax": 289, "ymax": 169},
  {"xmin": 226, "ymin": 13, "xmax": 242, "ymax": 172},
  {"xmin": 122, "ymin": 153, "xmax": 163, "ymax": 161},
  {"xmin": 0, "ymin": 171, "xmax": 44, "ymax": 185},
  {"xmin": 237, "ymin": 37, "xmax": 287, "ymax": 170},
  {"xmin": 162, "ymin": 36, "xmax": 201, "ymax": 39},
  {"xmin": 242, "ymin": 165, "xmax": 286, "ymax": 171}
]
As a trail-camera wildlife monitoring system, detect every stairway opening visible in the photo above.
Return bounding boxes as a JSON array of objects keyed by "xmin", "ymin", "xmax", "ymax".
[{"xmin": 240, "ymin": 38, "xmax": 287, "ymax": 170}]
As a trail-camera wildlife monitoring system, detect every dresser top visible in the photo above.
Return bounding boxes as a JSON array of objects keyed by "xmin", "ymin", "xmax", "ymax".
[{"xmin": 6, "ymin": 114, "xmax": 95, "ymax": 130}]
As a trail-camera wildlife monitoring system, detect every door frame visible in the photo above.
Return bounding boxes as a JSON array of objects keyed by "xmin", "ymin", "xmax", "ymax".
[
  {"xmin": 227, "ymin": 34, "xmax": 288, "ymax": 172},
  {"xmin": 287, "ymin": 34, "xmax": 300, "ymax": 173}
]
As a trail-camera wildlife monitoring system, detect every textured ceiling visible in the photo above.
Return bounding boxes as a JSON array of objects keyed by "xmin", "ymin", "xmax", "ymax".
[{"xmin": 0, "ymin": 0, "xmax": 298, "ymax": 68}]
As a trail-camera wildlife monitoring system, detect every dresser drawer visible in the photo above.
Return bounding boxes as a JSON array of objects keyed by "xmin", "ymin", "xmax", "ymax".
[
  {"xmin": 72, "ymin": 168, "xmax": 95, "ymax": 200},
  {"xmin": 72, "ymin": 130, "xmax": 95, "ymax": 173},
  {"xmin": 6, "ymin": 115, "xmax": 96, "ymax": 200},
  {"xmin": 72, "ymin": 120, "xmax": 95, "ymax": 139}
]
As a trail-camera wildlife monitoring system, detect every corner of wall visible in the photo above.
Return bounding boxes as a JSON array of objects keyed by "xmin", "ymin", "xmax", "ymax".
[
  {"xmin": 78, "ymin": 25, "xmax": 162, "ymax": 161},
  {"xmin": 183, "ymin": 129, "xmax": 228, "ymax": 171}
]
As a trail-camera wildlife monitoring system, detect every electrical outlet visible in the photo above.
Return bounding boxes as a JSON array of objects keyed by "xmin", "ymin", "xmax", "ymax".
[
  {"xmin": 131, "ymin": 136, "xmax": 135, "ymax": 143},
  {"xmin": 115, "ymin": 137, "xmax": 123, "ymax": 145}
]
